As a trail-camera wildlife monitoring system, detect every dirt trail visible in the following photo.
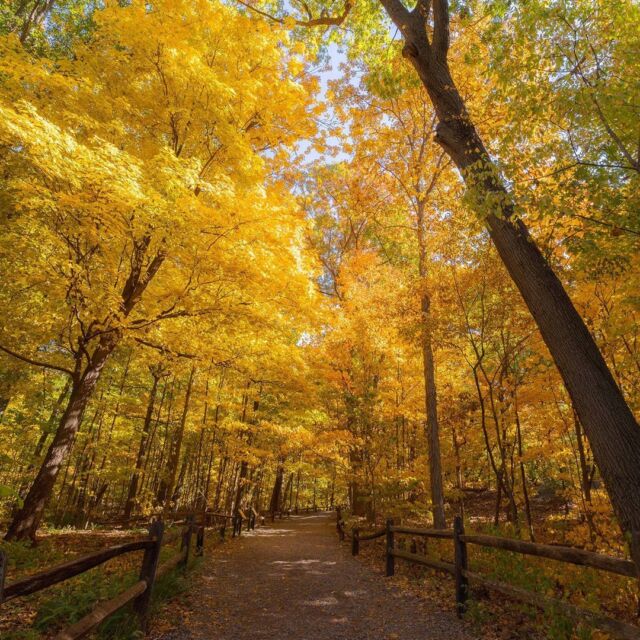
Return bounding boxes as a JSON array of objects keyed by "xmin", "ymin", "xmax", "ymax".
[{"xmin": 152, "ymin": 512, "xmax": 475, "ymax": 640}]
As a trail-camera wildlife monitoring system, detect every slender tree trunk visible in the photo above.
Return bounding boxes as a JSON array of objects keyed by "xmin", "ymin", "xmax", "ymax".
[
  {"xmin": 415, "ymin": 200, "xmax": 446, "ymax": 528},
  {"xmin": 451, "ymin": 422, "xmax": 465, "ymax": 518},
  {"xmin": 269, "ymin": 463, "xmax": 284, "ymax": 519},
  {"xmin": 421, "ymin": 293, "xmax": 446, "ymax": 527},
  {"xmin": 281, "ymin": 473, "xmax": 293, "ymax": 512},
  {"xmin": 213, "ymin": 453, "xmax": 228, "ymax": 512},
  {"xmin": 382, "ymin": 0, "xmax": 640, "ymax": 566},
  {"xmin": 160, "ymin": 367, "xmax": 195, "ymax": 516},
  {"xmin": 124, "ymin": 369, "xmax": 161, "ymax": 519},
  {"xmin": 515, "ymin": 394, "xmax": 534, "ymax": 541},
  {"xmin": 201, "ymin": 431, "xmax": 216, "ymax": 512},
  {"xmin": 574, "ymin": 410, "xmax": 594, "ymax": 505}
]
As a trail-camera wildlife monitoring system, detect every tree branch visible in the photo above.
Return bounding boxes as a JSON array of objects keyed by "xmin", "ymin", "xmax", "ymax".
[
  {"xmin": 0, "ymin": 343, "xmax": 74, "ymax": 377},
  {"xmin": 235, "ymin": 0, "xmax": 352, "ymax": 27},
  {"xmin": 134, "ymin": 337, "xmax": 198, "ymax": 360},
  {"xmin": 379, "ymin": 0, "xmax": 412, "ymax": 30},
  {"xmin": 431, "ymin": 0, "xmax": 450, "ymax": 58}
]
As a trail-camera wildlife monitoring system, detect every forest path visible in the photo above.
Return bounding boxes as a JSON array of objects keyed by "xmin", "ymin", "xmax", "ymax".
[{"xmin": 151, "ymin": 512, "xmax": 474, "ymax": 640}]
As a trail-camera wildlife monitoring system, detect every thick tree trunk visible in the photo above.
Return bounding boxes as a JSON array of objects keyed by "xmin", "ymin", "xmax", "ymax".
[
  {"xmin": 4, "ymin": 340, "xmax": 115, "ymax": 541},
  {"xmin": 15, "ymin": 380, "xmax": 71, "ymax": 508},
  {"xmin": 385, "ymin": 5, "xmax": 640, "ymax": 564}
]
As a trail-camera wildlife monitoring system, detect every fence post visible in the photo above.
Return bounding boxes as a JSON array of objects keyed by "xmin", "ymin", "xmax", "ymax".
[
  {"xmin": 336, "ymin": 507, "xmax": 345, "ymax": 541},
  {"xmin": 352, "ymin": 528, "xmax": 360, "ymax": 556},
  {"xmin": 453, "ymin": 515, "xmax": 469, "ymax": 617},
  {"xmin": 0, "ymin": 549, "xmax": 7, "ymax": 604},
  {"xmin": 232, "ymin": 513, "xmax": 242, "ymax": 537},
  {"xmin": 386, "ymin": 518, "xmax": 395, "ymax": 577},
  {"xmin": 133, "ymin": 520, "xmax": 164, "ymax": 631},
  {"xmin": 196, "ymin": 525, "xmax": 205, "ymax": 557},
  {"xmin": 181, "ymin": 515, "xmax": 194, "ymax": 567}
]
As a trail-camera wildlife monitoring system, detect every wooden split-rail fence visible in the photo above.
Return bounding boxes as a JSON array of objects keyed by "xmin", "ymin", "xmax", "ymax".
[
  {"xmin": 337, "ymin": 510, "xmax": 640, "ymax": 640},
  {"xmin": 0, "ymin": 508, "xmax": 259, "ymax": 639}
]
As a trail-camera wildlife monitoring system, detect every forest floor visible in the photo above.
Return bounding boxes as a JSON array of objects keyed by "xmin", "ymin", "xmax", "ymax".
[
  {"xmin": 1, "ymin": 498, "xmax": 634, "ymax": 639},
  {"xmin": 149, "ymin": 512, "xmax": 475, "ymax": 640},
  {"xmin": 0, "ymin": 525, "xmax": 198, "ymax": 639}
]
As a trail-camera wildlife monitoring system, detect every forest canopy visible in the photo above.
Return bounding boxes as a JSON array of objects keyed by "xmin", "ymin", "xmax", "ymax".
[{"xmin": 0, "ymin": 0, "xmax": 639, "ymax": 592}]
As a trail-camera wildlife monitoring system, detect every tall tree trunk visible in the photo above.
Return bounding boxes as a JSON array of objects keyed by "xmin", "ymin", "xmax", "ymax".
[
  {"xmin": 213, "ymin": 453, "xmax": 228, "ymax": 512},
  {"xmin": 420, "ymin": 291, "xmax": 446, "ymax": 527},
  {"xmin": 16, "ymin": 380, "xmax": 71, "ymax": 507},
  {"xmin": 416, "ymin": 196, "xmax": 446, "ymax": 528},
  {"xmin": 515, "ymin": 393, "xmax": 534, "ymax": 541},
  {"xmin": 4, "ymin": 338, "xmax": 116, "ymax": 541},
  {"xmin": 233, "ymin": 461, "xmax": 249, "ymax": 514},
  {"xmin": 124, "ymin": 368, "xmax": 162, "ymax": 519},
  {"xmin": 160, "ymin": 367, "xmax": 195, "ymax": 516},
  {"xmin": 269, "ymin": 463, "xmax": 284, "ymax": 519},
  {"xmin": 574, "ymin": 410, "xmax": 595, "ymax": 505},
  {"xmin": 381, "ymin": 0, "xmax": 640, "ymax": 563}
]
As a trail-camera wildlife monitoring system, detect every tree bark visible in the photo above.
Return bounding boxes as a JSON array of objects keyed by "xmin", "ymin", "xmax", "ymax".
[
  {"xmin": 4, "ymin": 338, "xmax": 116, "ymax": 541},
  {"xmin": 269, "ymin": 463, "xmax": 284, "ymax": 518},
  {"xmin": 380, "ymin": 0, "xmax": 640, "ymax": 565},
  {"xmin": 416, "ymin": 200, "xmax": 446, "ymax": 528},
  {"xmin": 159, "ymin": 367, "xmax": 195, "ymax": 516},
  {"xmin": 124, "ymin": 368, "xmax": 162, "ymax": 520}
]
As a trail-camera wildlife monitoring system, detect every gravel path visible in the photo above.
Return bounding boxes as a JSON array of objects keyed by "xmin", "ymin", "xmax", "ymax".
[{"xmin": 152, "ymin": 512, "xmax": 475, "ymax": 640}]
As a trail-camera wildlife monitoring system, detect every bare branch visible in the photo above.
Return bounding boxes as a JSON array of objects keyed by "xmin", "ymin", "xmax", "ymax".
[
  {"xmin": 235, "ymin": 0, "xmax": 352, "ymax": 27},
  {"xmin": 134, "ymin": 337, "xmax": 198, "ymax": 360},
  {"xmin": 0, "ymin": 343, "xmax": 74, "ymax": 377}
]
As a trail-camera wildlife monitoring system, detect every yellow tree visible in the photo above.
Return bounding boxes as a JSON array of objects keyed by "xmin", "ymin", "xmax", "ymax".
[
  {"xmin": 0, "ymin": 0, "xmax": 317, "ymax": 540},
  {"xmin": 234, "ymin": 0, "xmax": 640, "ymax": 566}
]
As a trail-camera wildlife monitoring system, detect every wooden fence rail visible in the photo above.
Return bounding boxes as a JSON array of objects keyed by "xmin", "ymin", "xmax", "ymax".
[
  {"xmin": 339, "ymin": 510, "xmax": 640, "ymax": 640},
  {"xmin": 0, "ymin": 510, "xmax": 235, "ymax": 639}
]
